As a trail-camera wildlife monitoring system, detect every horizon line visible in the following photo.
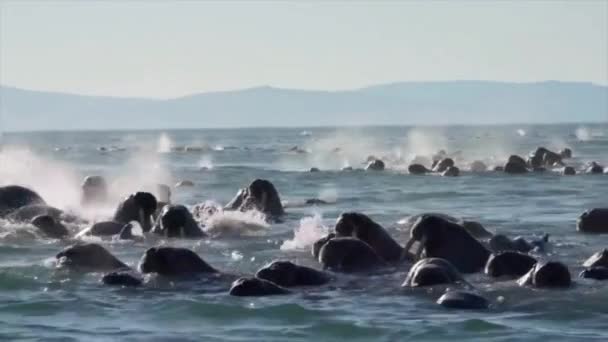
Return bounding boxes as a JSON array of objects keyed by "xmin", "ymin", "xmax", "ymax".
[
  {"xmin": 3, "ymin": 120, "xmax": 606, "ymax": 135},
  {"xmin": 1, "ymin": 79, "xmax": 605, "ymax": 101}
]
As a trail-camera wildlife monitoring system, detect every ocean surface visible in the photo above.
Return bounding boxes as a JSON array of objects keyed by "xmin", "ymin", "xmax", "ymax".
[{"xmin": 0, "ymin": 124, "xmax": 607, "ymax": 341}]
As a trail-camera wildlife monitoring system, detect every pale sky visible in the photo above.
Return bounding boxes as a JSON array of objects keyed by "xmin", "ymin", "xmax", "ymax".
[{"xmin": 1, "ymin": 1, "xmax": 607, "ymax": 98}]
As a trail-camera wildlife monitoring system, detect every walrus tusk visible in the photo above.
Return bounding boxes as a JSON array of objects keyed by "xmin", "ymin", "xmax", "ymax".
[
  {"xmin": 403, "ymin": 238, "xmax": 416, "ymax": 260},
  {"xmin": 412, "ymin": 235, "xmax": 427, "ymax": 260},
  {"xmin": 139, "ymin": 209, "xmax": 148, "ymax": 232}
]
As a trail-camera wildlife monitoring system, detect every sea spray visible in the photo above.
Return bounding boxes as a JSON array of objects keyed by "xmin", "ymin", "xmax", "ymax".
[
  {"xmin": 0, "ymin": 146, "xmax": 82, "ymax": 211},
  {"xmin": 109, "ymin": 145, "xmax": 172, "ymax": 203},
  {"xmin": 199, "ymin": 155, "xmax": 214, "ymax": 170},
  {"xmin": 203, "ymin": 209, "xmax": 269, "ymax": 237},
  {"xmin": 281, "ymin": 213, "xmax": 328, "ymax": 251},
  {"xmin": 157, "ymin": 133, "xmax": 173, "ymax": 153}
]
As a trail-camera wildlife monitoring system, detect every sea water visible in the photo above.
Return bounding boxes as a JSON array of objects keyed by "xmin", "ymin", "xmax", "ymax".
[{"xmin": 0, "ymin": 124, "xmax": 607, "ymax": 341}]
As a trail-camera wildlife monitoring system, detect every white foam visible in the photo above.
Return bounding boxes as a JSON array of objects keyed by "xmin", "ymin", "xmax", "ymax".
[
  {"xmin": 202, "ymin": 209, "xmax": 270, "ymax": 237},
  {"xmin": 280, "ymin": 213, "xmax": 328, "ymax": 251}
]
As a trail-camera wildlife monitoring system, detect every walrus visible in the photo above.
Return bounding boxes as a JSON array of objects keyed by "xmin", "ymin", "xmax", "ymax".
[
  {"xmin": 469, "ymin": 161, "xmax": 487, "ymax": 172},
  {"xmin": 77, "ymin": 221, "xmax": 125, "ymax": 237},
  {"xmin": 318, "ymin": 237, "xmax": 386, "ymax": 272},
  {"xmin": 562, "ymin": 166, "xmax": 576, "ymax": 175},
  {"xmin": 402, "ymin": 258, "xmax": 463, "ymax": 288},
  {"xmin": 577, "ymin": 208, "xmax": 608, "ymax": 233},
  {"xmin": 229, "ymin": 277, "xmax": 290, "ymax": 297},
  {"xmin": 489, "ymin": 234, "xmax": 549, "ymax": 253},
  {"xmin": 0, "ymin": 185, "xmax": 46, "ymax": 217},
  {"xmin": 404, "ymin": 214, "xmax": 490, "ymax": 274},
  {"xmin": 398, "ymin": 213, "xmax": 493, "ymax": 239},
  {"xmin": 113, "ymin": 192, "xmax": 158, "ymax": 232},
  {"xmin": 81, "ymin": 175, "xmax": 108, "ymax": 206},
  {"xmin": 102, "ymin": 271, "xmax": 143, "ymax": 287},
  {"xmin": 580, "ymin": 267, "xmax": 608, "ymax": 280},
  {"xmin": 255, "ymin": 261, "xmax": 330, "ymax": 287},
  {"xmin": 517, "ymin": 261, "xmax": 571, "ymax": 288},
  {"xmin": 7, "ymin": 204, "xmax": 65, "ymax": 222},
  {"xmin": 56, "ymin": 243, "xmax": 128, "ymax": 271},
  {"xmin": 31, "ymin": 215, "xmax": 69, "ymax": 239},
  {"xmin": 225, "ymin": 179, "xmax": 284, "ymax": 219},
  {"xmin": 432, "ymin": 158, "xmax": 455, "ymax": 173},
  {"xmin": 582, "ymin": 250, "xmax": 608, "ymax": 268},
  {"xmin": 305, "ymin": 198, "xmax": 329, "ymax": 206},
  {"xmin": 312, "ymin": 233, "xmax": 336, "ymax": 259},
  {"xmin": 150, "ymin": 205, "xmax": 206, "ymax": 238},
  {"xmin": 365, "ymin": 159, "xmax": 385, "ymax": 171},
  {"xmin": 560, "ymin": 148, "xmax": 572, "ymax": 159},
  {"xmin": 138, "ymin": 247, "xmax": 217, "ymax": 276},
  {"xmin": 334, "ymin": 212, "xmax": 403, "ymax": 262},
  {"xmin": 504, "ymin": 155, "xmax": 528, "ymax": 174},
  {"xmin": 175, "ymin": 180, "xmax": 195, "ymax": 188},
  {"xmin": 527, "ymin": 147, "xmax": 563, "ymax": 168},
  {"xmin": 437, "ymin": 290, "xmax": 489, "ymax": 310},
  {"xmin": 408, "ymin": 164, "xmax": 430, "ymax": 175},
  {"xmin": 485, "ymin": 252, "xmax": 537, "ymax": 278},
  {"xmin": 441, "ymin": 166, "xmax": 460, "ymax": 177},
  {"xmin": 586, "ymin": 162, "xmax": 604, "ymax": 174}
]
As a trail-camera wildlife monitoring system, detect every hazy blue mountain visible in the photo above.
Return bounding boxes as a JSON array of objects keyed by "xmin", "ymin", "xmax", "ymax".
[{"xmin": 1, "ymin": 81, "xmax": 606, "ymax": 131}]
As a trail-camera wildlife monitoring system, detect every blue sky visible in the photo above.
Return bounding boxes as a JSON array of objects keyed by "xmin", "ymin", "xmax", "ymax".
[{"xmin": 1, "ymin": 1, "xmax": 606, "ymax": 98}]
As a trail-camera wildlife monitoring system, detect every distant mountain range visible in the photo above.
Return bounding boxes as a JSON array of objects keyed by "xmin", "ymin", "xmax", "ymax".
[{"xmin": 0, "ymin": 81, "xmax": 606, "ymax": 131}]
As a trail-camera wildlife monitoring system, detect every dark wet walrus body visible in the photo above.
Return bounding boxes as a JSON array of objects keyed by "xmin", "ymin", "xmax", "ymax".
[
  {"xmin": 225, "ymin": 179, "xmax": 285, "ymax": 219},
  {"xmin": 404, "ymin": 214, "xmax": 490, "ymax": 274},
  {"xmin": 56, "ymin": 243, "xmax": 128, "ymax": 271},
  {"xmin": 485, "ymin": 252, "xmax": 537, "ymax": 278},
  {"xmin": 0, "ymin": 185, "xmax": 46, "ymax": 217},
  {"xmin": 229, "ymin": 277, "xmax": 290, "ymax": 297},
  {"xmin": 84, "ymin": 221, "xmax": 125, "ymax": 236},
  {"xmin": 402, "ymin": 258, "xmax": 463, "ymax": 288},
  {"xmin": 31, "ymin": 215, "xmax": 69, "ymax": 239},
  {"xmin": 580, "ymin": 267, "xmax": 608, "ymax": 280},
  {"xmin": 102, "ymin": 271, "xmax": 143, "ymax": 287},
  {"xmin": 255, "ymin": 261, "xmax": 330, "ymax": 287},
  {"xmin": 150, "ymin": 204, "xmax": 206, "ymax": 238},
  {"xmin": 312, "ymin": 233, "xmax": 336, "ymax": 259},
  {"xmin": 139, "ymin": 247, "xmax": 217, "ymax": 276},
  {"xmin": 583, "ymin": 249, "xmax": 608, "ymax": 268},
  {"xmin": 437, "ymin": 290, "xmax": 489, "ymax": 310},
  {"xmin": 577, "ymin": 208, "xmax": 608, "ymax": 233},
  {"xmin": 517, "ymin": 261, "xmax": 571, "ymax": 288},
  {"xmin": 8, "ymin": 204, "xmax": 64, "ymax": 222},
  {"xmin": 113, "ymin": 192, "xmax": 158, "ymax": 232},
  {"xmin": 318, "ymin": 237, "xmax": 386, "ymax": 272},
  {"xmin": 334, "ymin": 212, "xmax": 403, "ymax": 262}
]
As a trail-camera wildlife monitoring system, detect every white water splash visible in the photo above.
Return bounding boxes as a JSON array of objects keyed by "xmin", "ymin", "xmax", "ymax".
[
  {"xmin": 517, "ymin": 129, "xmax": 526, "ymax": 137},
  {"xmin": 399, "ymin": 128, "xmax": 449, "ymax": 162},
  {"xmin": 202, "ymin": 209, "xmax": 269, "ymax": 237},
  {"xmin": 157, "ymin": 133, "xmax": 173, "ymax": 153},
  {"xmin": 0, "ymin": 147, "xmax": 82, "ymax": 211},
  {"xmin": 109, "ymin": 147, "xmax": 172, "ymax": 205},
  {"xmin": 198, "ymin": 155, "xmax": 214, "ymax": 170},
  {"xmin": 575, "ymin": 127, "xmax": 591, "ymax": 141},
  {"xmin": 280, "ymin": 213, "xmax": 328, "ymax": 251}
]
